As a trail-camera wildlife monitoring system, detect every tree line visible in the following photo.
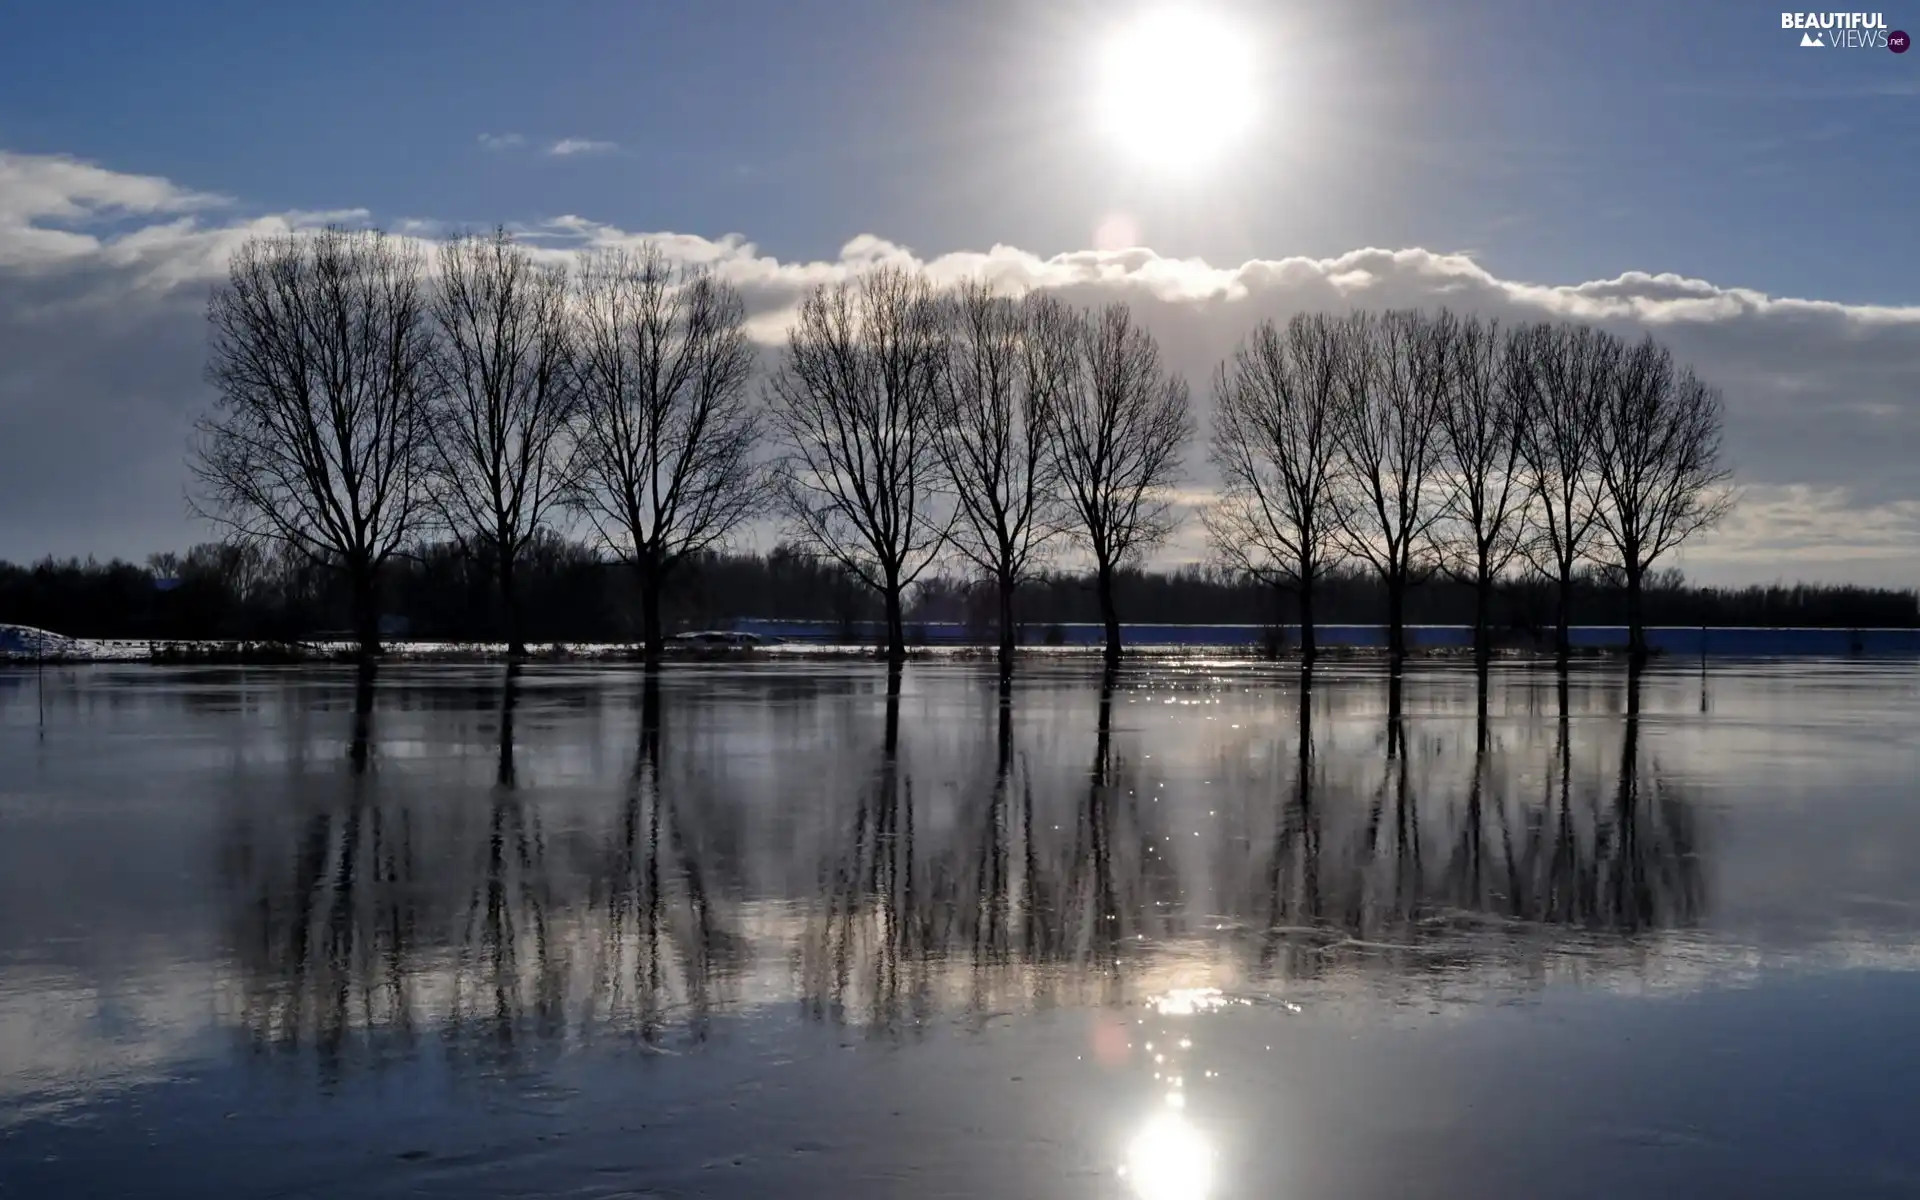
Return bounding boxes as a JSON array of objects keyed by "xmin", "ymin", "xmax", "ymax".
[
  {"xmin": 182, "ymin": 227, "xmax": 1740, "ymax": 665},
  {"xmin": 5, "ymin": 542, "xmax": 1914, "ymax": 647},
  {"xmin": 1208, "ymin": 311, "xmax": 1734, "ymax": 664}
]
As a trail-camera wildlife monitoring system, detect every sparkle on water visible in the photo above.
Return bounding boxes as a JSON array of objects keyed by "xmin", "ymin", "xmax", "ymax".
[{"xmin": 1149, "ymin": 987, "xmax": 1231, "ymax": 1016}]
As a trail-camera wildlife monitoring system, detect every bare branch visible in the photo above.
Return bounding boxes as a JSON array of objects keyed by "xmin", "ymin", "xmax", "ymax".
[
  {"xmin": 767, "ymin": 266, "xmax": 949, "ymax": 658},
  {"xmin": 1052, "ymin": 302, "xmax": 1191, "ymax": 657},
  {"xmin": 567, "ymin": 244, "xmax": 762, "ymax": 654},
  {"xmin": 1326, "ymin": 309, "xmax": 1448, "ymax": 658},
  {"xmin": 1204, "ymin": 313, "xmax": 1346, "ymax": 619},
  {"xmin": 190, "ymin": 228, "xmax": 437, "ymax": 652},
  {"xmin": 931, "ymin": 282, "xmax": 1076, "ymax": 655},
  {"xmin": 424, "ymin": 228, "xmax": 577, "ymax": 650},
  {"xmin": 1435, "ymin": 313, "xmax": 1531, "ymax": 586},
  {"xmin": 1590, "ymin": 334, "xmax": 1735, "ymax": 654},
  {"xmin": 1054, "ymin": 303, "xmax": 1192, "ymax": 568}
]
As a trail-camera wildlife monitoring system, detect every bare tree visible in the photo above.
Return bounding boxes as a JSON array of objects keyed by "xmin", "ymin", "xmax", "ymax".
[
  {"xmin": 1435, "ymin": 314, "xmax": 1531, "ymax": 664},
  {"xmin": 1513, "ymin": 322, "xmax": 1615, "ymax": 662},
  {"xmin": 932, "ymin": 282, "xmax": 1077, "ymax": 666},
  {"xmin": 569, "ymin": 246, "xmax": 760, "ymax": 662},
  {"xmin": 1205, "ymin": 314, "xmax": 1346, "ymax": 663},
  {"xmin": 425, "ymin": 230, "xmax": 577, "ymax": 657},
  {"xmin": 1329, "ymin": 309, "xmax": 1449, "ymax": 667},
  {"xmin": 1052, "ymin": 302, "xmax": 1192, "ymax": 663},
  {"xmin": 1591, "ymin": 335, "xmax": 1734, "ymax": 661},
  {"xmin": 769, "ymin": 267, "xmax": 948, "ymax": 663},
  {"xmin": 192, "ymin": 228, "xmax": 435, "ymax": 657}
]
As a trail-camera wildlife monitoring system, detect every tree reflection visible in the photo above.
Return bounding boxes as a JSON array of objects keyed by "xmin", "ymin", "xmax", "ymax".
[
  {"xmin": 1260, "ymin": 669, "xmax": 1321, "ymax": 975},
  {"xmin": 1601, "ymin": 664, "xmax": 1706, "ymax": 931},
  {"xmin": 590, "ymin": 669, "xmax": 746, "ymax": 1045},
  {"xmin": 1083, "ymin": 666, "xmax": 1122, "ymax": 997},
  {"xmin": 444, "ymin": 664, "xmax": 567, "ymax": 1064},
  {"xmin": 801, "ymin": 665, "xmax": 924, "ymax": 1030},
  {"xmin": 222, "ymin": 664, "xmax": 426, "ymax": 1075},
  {"xmin": 220, "ymin": 666, "xmax": 749, "ymax": 1070},
  {"xmin": 349, "ymin": 660, "xmax": 375, "ymax": 773},
  {"xmin": 217, "ymin": 663, "xmax": 1708, "ymax": 1065}
]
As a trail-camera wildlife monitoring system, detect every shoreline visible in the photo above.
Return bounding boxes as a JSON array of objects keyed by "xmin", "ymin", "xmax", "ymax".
[{"xmin": 5, "ymin": 637, "xmax": 1918, "ymax": 668}]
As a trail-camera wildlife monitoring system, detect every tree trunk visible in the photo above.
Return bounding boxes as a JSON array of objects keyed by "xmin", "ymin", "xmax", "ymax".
[
  {"xmin": 638, "ymin": 561, "xmax": 664, "ymax": 666},
  {"xmin": 1299, "ymin": 571, "xmax": 1317, "ymax": 666},
  {"xmin": 350, "ymin": 557, "xmax": 381, "ymax": 660},
  {"xmin": 1554, "ymin": 562, "xmax": 1574, "ymax": 666},
  {"xmin": 1096, "ymin": 558, "xmax": 1121, "ymax": 665},
  {"xmin": 499, "ymin": 549, "xmax": 527, "ymax": 658},
  {"xmin": 1473, "ymin": 566, "xmax": 1494, "ymax": 667},
  {"xmin": 883, "ymin": 569, "xmax": 906, "ymax": 665},
  {"xmin": 997, "ymin": 570, "xmax": 1017, "ymax": 668},
  {"xmin": 1385, "ymin": 570, "xmax": 1406, "ymax": 669},
  {"xmin": 1625, "ymin": 560, "xmax": 1647, "ymax": 665}
]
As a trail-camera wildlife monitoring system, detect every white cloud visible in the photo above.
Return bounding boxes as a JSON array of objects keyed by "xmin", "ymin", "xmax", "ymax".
[
  {"xmin": 477, "ymin": 133, "xmax": 618, "ymax": 158},
  {"xmin": 0, "ymin": 149, "xmax": 1915, "ymax": 584},
  {"xmin": 1672, "ymin": 486, "xmax": 1920, "ymax": 574},
  {"xmin": 0, "ymin": 151, "xmax": 225, "ymax": 269},
  {"xmin": 546, "ymin": 137, "xmax": 618, "ymax": 157}
]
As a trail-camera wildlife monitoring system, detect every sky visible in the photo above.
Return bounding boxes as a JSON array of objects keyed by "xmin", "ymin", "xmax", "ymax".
[{"xmin": 1, "ymin": 0, "xmax": 1916, "ymax": 585}]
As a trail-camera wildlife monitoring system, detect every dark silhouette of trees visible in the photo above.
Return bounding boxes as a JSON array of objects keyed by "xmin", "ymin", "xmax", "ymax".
[
  {"xmin": 424, "ymin": 230, "xmax": 578, "ymax": 657},
  {"xmin": 15, "ymin": 544, "xmax": 1913, "ymax": 648},
  {"xmin": 192, "ymin": 229, "xmax": 437, "ymax": 657},
  {"xmin": 162, "ymin": 252, "xmax": 1787, "ymax": 665},
  {"xmin": 1591, "ymin": 336, "xmax": 1734, "ymax": 662},
  {"xmin": 1435, "ymin": 314, "xmax": 1531, "ymax": 664},
  {"xmin": 1206, "ymin": 314, "xmax": 1347, "ymax": 663},
  {"xmin": 932, "ymin": 283, "xmax": 1076, "ymax": 667},
  {"xmin": 569, "ymin": 246, "xmax": 762, "ymax": 664},
  {"xmin": 769, "ymin": 267, "xmax": 949, "ymax": 663},
  {"xmin": 1329, "ymin": 310, "xmax": 1448, "ymax": 668},
  {"xmin": 1513, "ymin": 322, "xmax": 1614, "ymax": 663},
  {"xmin": 1052, "ymin": 303, "xmax": 1192, "ymax": 663}
]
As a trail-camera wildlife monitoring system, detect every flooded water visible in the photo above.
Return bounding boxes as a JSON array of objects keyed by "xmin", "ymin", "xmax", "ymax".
[{"xmin": 3, "ymin": 658, "xmax": 1918, "ymax": 1199}]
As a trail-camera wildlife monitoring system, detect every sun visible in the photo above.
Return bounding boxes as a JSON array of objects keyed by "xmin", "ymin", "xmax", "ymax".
[{"xmin": 1095, "ymin": 8, "xmax": 1257, "ymax": 174}]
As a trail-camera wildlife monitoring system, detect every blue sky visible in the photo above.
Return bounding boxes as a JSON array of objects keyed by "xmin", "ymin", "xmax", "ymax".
[
  {"xmin": 2, "ymin": 0, "xmax": 1914, "ymax": 301},
  {"xmin": 1, "ymin": 1, "xmax": 1917, "ymax": 579}
]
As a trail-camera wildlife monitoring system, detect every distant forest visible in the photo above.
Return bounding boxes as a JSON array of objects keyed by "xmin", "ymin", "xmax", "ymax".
[{"xmin": 2, "ymin": 537, "xmax": 1913, "ymax": 644}]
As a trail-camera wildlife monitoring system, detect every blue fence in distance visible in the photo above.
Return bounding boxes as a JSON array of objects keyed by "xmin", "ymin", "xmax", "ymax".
[{"xmin": 730, "ymin": 620, "xmax": 1920, "ymax": 657}]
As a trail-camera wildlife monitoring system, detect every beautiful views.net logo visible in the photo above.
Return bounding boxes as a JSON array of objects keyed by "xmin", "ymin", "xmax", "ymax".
[{"xmin": 1781, "ymin": 11, "xmax": 1910, "ymax": 50}]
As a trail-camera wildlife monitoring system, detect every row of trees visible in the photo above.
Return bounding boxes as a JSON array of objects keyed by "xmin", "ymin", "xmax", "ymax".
[
  {"xmin": 192, "ymin": 228, "xmax": 1731, "ymax": 667},
  {"xmin": 1209, "ymin": 311, "xmax": 1732, "ymax": 664},
  {"xmin": 191, "ymin": 228, "xmax": 1191, "ymax": 664},
  {"xmin": 194, "ymin": 230, "xmax": 756, "ymax": 660}
]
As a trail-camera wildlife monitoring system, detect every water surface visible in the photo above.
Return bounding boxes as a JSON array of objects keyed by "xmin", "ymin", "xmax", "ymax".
[{"xmin": 3, "ymin": 658, "xmax": 1918, "ymax": 1198}]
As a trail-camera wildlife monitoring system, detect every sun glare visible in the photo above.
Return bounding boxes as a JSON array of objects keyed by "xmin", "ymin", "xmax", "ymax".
[
  {"xmin": 1095, "ymin": 8, "xmax": 1256, "ymax": 173},
  {"xmin": 1121, "ymin": 1111, "xmax": 1216, "ymax": 1200}
]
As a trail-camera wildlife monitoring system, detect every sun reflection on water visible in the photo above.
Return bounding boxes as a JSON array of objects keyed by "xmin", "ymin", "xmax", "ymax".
[
  {"xmin": 1122, "ymin": 1110, "xmax": 1215, "ymax": 1200},
  {"xmin": 1120, "ymin": 988, "xmax": 1226, "ymax": 1199}
]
